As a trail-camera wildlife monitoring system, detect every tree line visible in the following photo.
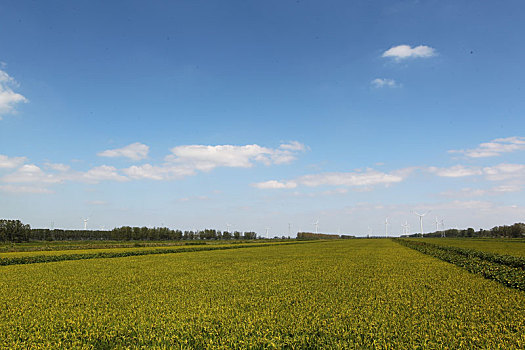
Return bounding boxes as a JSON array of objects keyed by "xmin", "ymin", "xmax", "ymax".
[
  {"xmin": 1, "ymin": 220, "xmax": 258, "ymax": 242},
  {"xmin": 403, "ymin": 222, "xmax": 525, "ymax": 238},
  {"xmin": 297, "ymin": 232, "xmax": 343, "ymax": 240}
]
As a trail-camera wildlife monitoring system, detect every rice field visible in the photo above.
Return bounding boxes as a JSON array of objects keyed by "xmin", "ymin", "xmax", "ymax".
[{"xmin": 1, "ymin": 239, "xmax": 524, "ymax": 348}]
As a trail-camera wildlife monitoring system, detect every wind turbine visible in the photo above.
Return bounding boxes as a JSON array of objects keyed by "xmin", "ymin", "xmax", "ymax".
[
  {"xmin": 313, "ymin": 219, "xmax": 319, "ymax": 234},
  {"xmin": 385, "ymin": 217, "xmax": 389, "ymax": 237},
  {"xmin": 265, "ymin": 227, "xmax": 270, "ymax": 239},
  {"xmin": 412, "ymin": 210, "xmax": 430, "ymax": 237},
  {"xmin": 83, "ymin": 218, "xmax": 89, "ymax": 230},
  {"xmin": 441, "ymin": 219, "xmax": 446, "ymax": 237},
  {"xmin": 401, "ymin": 221, "xmax": 409, "ymax": 235},
  {"xmin": 226, "ymin": 223, "xmax": 232, "ymax": 233},
  {"xmin": 288, "ymin": 223, "xmax": 292, "ymax": 237},
  {"xmin": 435, "ymin": 217, "xmax": 439, "ymax": 232}
]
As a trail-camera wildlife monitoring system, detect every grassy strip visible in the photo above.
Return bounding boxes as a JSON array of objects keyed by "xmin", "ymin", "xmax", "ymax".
[
  {"xmin": 0, "ymin": 241, "xmax": 316, "ymax": 266},
  {"xmin": 394, "ymin": 238, "xmax": 525, "ymax": 291}
]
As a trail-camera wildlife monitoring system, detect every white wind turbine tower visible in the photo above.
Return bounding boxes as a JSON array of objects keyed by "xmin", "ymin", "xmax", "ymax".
[
  {"xmin": 401, "ymin": 221, "xmax": 409, "ymax": 235},
  {"xmin": 288, "ymin": 223, "xmax": 292, "ymax": 237},
  {"xmin": 83, "ymin": 218, "xmax": 89, "ymax": 230},
  {"xmin": 412, "ymin": 210, "xmax": 430, "ymax": 237},
  {"xmin": 441, "ymin": 219, "xmax": 446, "ymax": 237},
  {"xmin": 226, "ymin": 223, "xmax": 232, "ymax": 233},
  {"xmin": 265, "ymin": 227, "xmax": 270, "ymax": 239},
  {"xmin": 435, "ymin": 217, "xmax": 439, "ymax": 232},
  {"xmin": 385, "ymin": 218, "xmax": 389, "ymax": 237},
  {"xmin": 313, "ymin": 219, "xmax": 319, "ymax": 234}
]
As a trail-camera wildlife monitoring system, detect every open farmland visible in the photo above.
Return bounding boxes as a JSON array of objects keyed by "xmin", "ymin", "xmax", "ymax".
[{"xmin": 1, "ymin": 239, "xmax": 524, "ymax": 349}]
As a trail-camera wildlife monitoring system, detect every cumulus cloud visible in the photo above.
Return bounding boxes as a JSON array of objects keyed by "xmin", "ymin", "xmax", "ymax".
[
  {"xmin": 382, "ymin": 45, "xmax": 436, "ymax": 60},
  {"xmin": 1, "ymin": 163, "xmax": 129, "ymax": 187},
  {"xmin": 279, "ymin": 141, "xmax": 306, "ymax": 151},
  {"xmin": 0, "ymin": 141, "xmax": 307, "ymax": 194},
  {"xmin": 86, "ymin": 200, "xmax": 107, "ymax": 206},
  {"xmin": 2, "ymin": 164, "xmax": 64, "ymax": 184},
  {"xmin": 371, "ymin": 78, "xmax": 399, "ymax": 88},
  {"xmin": 428, "ymin": 163, "xmax": 525, "ymax": 190},
  {"xmin": 427, "ymin": 165, "xmax": 483, "ymax": 178},
  {"xmin": 296, "ymin": 169, "xmax": 405, "ymax": 187},
  {"xmin": 483, "ymin": 163, "xmax": 525, "ymax": 182},
  {"xmin": 44, "ymin": 163, "xmax": 71, "ymax": 172},
  {"xmin": 440, "ymin": 185, "xmax": 522, "ymax": 198},
  {"xmin": 0, "ymin": 69, "xmax": 28, "ymax": 119},
  {"xmin": 252, "ymin": 180, "xmax": 298, "ymax": 189},
  {"xmin": 165, "ymin": 141, "xmax": 306, "ymax": 171},
  {"xmin": 449, "ymin": 136, "xmax": 525, "ymax": 158},
  {"xmin": 0, "ymin": 184, "xmax": 53, "ymax": 194},
  {"xmin": 98, "ymin": 142, "xmax": 149, "ymax": 161},
  {"xmin": 123, "ymin": 164, "xmax": 195, "ymax": 181},
  {"xmin": 179, "ymin": 195, "xmax": 209, "ymax": 202},
  {"xmin": 253, "ymin": 168, "xmax": 412, "ymax": 190},
  {"xmin": 82, "ymin": 165, "xmax": 128, "ymax": 183},
  {"xmin": 0, "ymin": 154, "xmax": 27, "ymax": 168}
]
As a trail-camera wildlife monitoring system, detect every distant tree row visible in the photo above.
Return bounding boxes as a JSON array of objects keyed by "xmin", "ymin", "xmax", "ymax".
[
  {"xmin": 0, "ymin": 220, "xmax": 32, "ymax": 242},
  {"xmin": 1, "ymin": 220, "xmax": 258, "ymax": 242},
  {"xmin": 297, "ymin": 232, "xmax": 342, "ymax": 240},
  {"xmin": 109, "ymin": 227, "xmax": 257, "ymax": 241},
  {"xmin": 403, "ymin": 222, "xmax": 525, "ymax": 238}
]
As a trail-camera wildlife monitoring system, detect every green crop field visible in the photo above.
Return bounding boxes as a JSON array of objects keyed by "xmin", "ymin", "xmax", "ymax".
[
  {"xmin": 1, "ymin": 239, "xmax": 524, "ymax": 349},
  {"xmin": 0, "ymin": 241, "xmax": 283, "ymax": 259},
  {"xmin": 411, "ymin": 237, "xmax": 525, "ymax": 257}
]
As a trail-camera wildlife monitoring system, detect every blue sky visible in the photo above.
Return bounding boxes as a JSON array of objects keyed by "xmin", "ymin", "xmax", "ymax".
[{"xmin": 1, "ymin": 1, "xmax": 525, "ymax": 236}]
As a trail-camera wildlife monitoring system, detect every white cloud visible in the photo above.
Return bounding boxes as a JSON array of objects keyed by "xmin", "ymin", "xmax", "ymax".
[
  {"xmin": 179, "ymin": 195, "xmax": 209, "ymax": 202},
  {"xmin": 491, "ymin": 184, "xmax": 522, "ymax": 192},
  {"xmin": 428, "ymin": 163, "xmax": 525, "ymax": 197},
  {"xmin": 440, "ymin": 185, "xmax": 522, "ymax": 198},
  {"xmin": 440, "ymin": 188, "xmax": 488, "ymax": 198},
  {"xmin": 382, "ymin": 45, "xmax": 436, "ymax": 60},
  {"xmin": 371, "ymin": 78, "xmax": 399, "ymax": 88},
  {"xmin": 44, "ymin": 163, "xmax": 71, "ymax": 172},
  {"xmin": 253, "ymin": 168, "xmax": 412, "ymax": 190},
  {"xmin": 279, "ymin": 141, "xmax": 306, "ymax": 151},
  {"xmin": 0, "ymin": 154, "xmax": 27, "ymax": 168},
  {"xmin": 86, "ymin": 200, "xmax": 107, "ymax": 206},
  {"xmin": 0, "ymin": 184, "xmax": 53, "ymax": 194},
  {"xmin": 428, "ymin": 165, "xmax": 483, "ymax": 178},
  {"xmin": 297, "ymin": 169, "xmax": 405, "ymax": 187},
  {"xmin": 252, "ymin": 180, "xmax": 298, "ymax": 189},
  {"xmin": 483, "ymin": 163, "xmax": 525, "ymax": 182},
  {"xmin": 2, "ymin": 163, "xmax": 129, "ymax": 187},
  {"xmin": 98, "ymin": 142, "xmax": 149, "ymax": 161},
  {"xmin": 123, "ymin": 164, "xmax": 195, "ymax": 181},
  {"xmin": 2, "ymin": 164, "xmax": 64, "ymax": 184},
  {"xmin": 449, "ymin": 136, "xmax": 525, "ymax": 158},
  {"xmin": 82, "ymin": 165, "xmax": 128, "ymax": 183},
  {"xmin": 165, "ymin": 141, "xmax": 306, "ymax": 172},
  {"xmin": 0, "ymin": 69, "xmax": 28, "ymax": 119}
]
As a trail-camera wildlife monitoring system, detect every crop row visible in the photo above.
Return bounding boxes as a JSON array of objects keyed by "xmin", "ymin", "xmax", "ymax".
[
  {"xmin": 411, "ymin": 237, "xmax": 525, "ymax": 257},
  {"xmin": 0, "ymin": 241, "xmax": 313, "ymax": 266},
  {"xmin": 395, "ymin": 238, "xmax": 525, "ymax": 291}
]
